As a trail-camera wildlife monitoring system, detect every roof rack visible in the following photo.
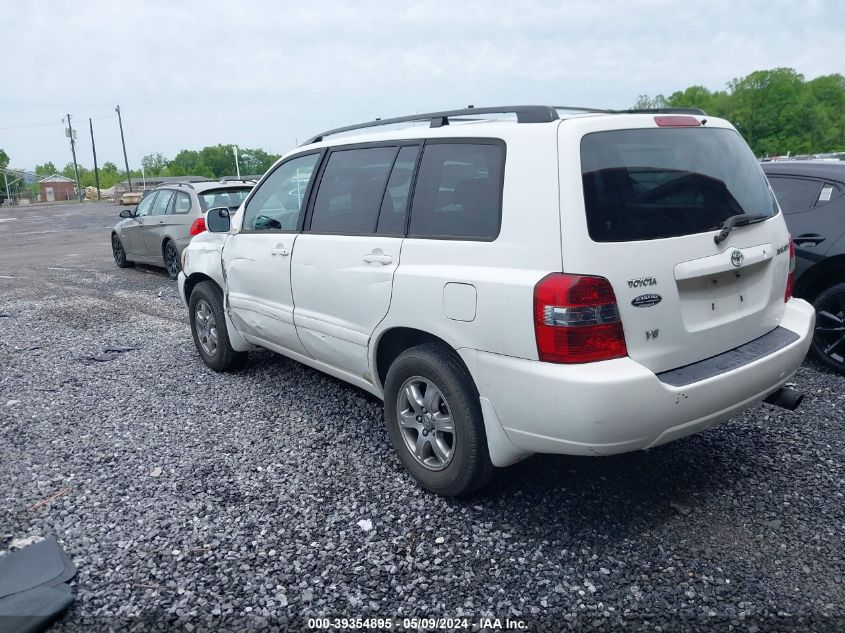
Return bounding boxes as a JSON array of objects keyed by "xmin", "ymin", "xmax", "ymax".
[
  {"xmin": 217, "ymin": 177, "xmax": 259, "ymax": 184},
  {"xmin": 164, "ymin": 181, "xmax": 198, "ymax": 189},
  {"xmin": 621, "ymin": 107, "xmax": 707, "ymax": 115},
  {"xmin": 304, "ymin": 105, "xmax": 568, "ymax": 145},
  {"xmin": 303, "ymin": 105, "xmax": 708, "ymax": 145}
]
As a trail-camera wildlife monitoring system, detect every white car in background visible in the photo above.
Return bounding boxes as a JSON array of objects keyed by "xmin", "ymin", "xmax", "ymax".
[{"xmin": 178, "ymin": 105, "xmax": 814, "ymax": 496}]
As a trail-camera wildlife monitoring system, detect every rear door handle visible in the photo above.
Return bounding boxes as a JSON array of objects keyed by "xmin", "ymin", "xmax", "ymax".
[
  {"xmin": 271, "ymin": 246, "xmax": 289, "ymax": 256},
  {"xmin": 363, "ymin": 251, "xmax": 392, "ymax": 265},
  {"xmin": 794, "ymin": 233, "xmax": 825, "ymax": 246}
]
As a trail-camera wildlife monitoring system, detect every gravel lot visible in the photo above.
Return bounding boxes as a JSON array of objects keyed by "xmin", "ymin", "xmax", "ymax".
[{"xmin": 1, "ymin": 202, "xmax": 844, "ymax": 631}]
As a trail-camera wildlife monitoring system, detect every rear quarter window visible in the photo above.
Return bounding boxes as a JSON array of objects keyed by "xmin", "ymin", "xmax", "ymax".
[
  {"xmin": 408, "ymin": 141, "xmax": 504, "ymax": 240},
  {"xmin": 581, "ymin": 128, "xmax": 777, "ymax": 242}
]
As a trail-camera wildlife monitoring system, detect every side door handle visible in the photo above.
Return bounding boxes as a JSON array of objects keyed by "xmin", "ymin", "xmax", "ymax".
[
  {"xmin": 363, "ymin": 251, "xmax": 392, "ymax": 265},
  {"xmin": 271, "ymin": 245, "xmax": 290, "ymax": 256},
  {"xmin": 794, "ymin": 233, "xmax": 825, "ymax": 246}
]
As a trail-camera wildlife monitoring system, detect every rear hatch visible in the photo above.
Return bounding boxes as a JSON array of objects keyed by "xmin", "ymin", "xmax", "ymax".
[{"xmin": 558, "ymin": 115, "xmax": 792, "ymax": 373}]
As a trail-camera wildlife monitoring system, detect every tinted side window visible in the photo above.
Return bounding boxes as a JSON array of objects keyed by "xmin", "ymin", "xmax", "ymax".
[
  {"xmin": 377, "ymin": 145, "xmax": 419, "ymax": 235},
  {"xmin": 172, "ymin": 192, "xmax": 192, "ymax": 214},
  {"xmin": 150, "ymin": 190, "xmax": 174, "ymax": 216},
  {"xmin": 310, "ymin": 147, "xmax": 397, "ymax": 234},
  {"xmin": 409, "ymin": 143, "xmax": 503, "ymax": 240},
  {"xmin": 768, "ymin": 177, "xmax": 823, "ymax": 214},
  {"xmin": 243, "ymin": 153, "xmax": 320, "ymax": 231},
  {"xmin": 135, "ymin": 192, "xmax": 157, "ymax": 217}
]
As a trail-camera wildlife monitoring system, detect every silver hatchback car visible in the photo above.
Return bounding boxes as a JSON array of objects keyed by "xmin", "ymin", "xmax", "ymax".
[{"xmin": 111, "ymin": 180, "xmax": 253, "ymax": 278}]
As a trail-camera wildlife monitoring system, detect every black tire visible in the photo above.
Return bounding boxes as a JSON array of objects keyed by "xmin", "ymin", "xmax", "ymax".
[
  {"xmin": 188, "ymin": 281, "xmax": 248, "ymax": 372},
  {"xmin": 810, "ymin": 282, "xmax": 845, "ymax": 374},
  {"xmin": 111, "ymin": 233, "xmax": 134, "ymax": 268},
  {"xmin": 384, "ymin": 343, "xmax": 493, "ymax": 496},
  {"xmin": 163, "ymin": 240, "xmax": 181, "ymax": 279}
]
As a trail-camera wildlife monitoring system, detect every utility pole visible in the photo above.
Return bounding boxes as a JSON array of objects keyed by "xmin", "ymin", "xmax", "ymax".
[
  {"xmin": 89, "ymin": 118, "xmax": 101, "ymax": 200},
  {"xmin": 65, "ymin": 113, "xmax": 82, "ymax": 201},
  {"xmin": 115, "ymin": 105, "xmax": 132, "ymax": 192},
  {"xmin": 232, "ymin": 145, "xmax": 241, "ymax": 179}
]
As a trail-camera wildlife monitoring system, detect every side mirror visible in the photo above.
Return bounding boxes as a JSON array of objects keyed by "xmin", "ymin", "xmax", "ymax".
[
  {"xmin": 206, "ymin": 207, "xmax": 231, "ymax": 233},
  {"xmin": 119, "ymin": 209, "xmax": 134, "ymax": 219}
]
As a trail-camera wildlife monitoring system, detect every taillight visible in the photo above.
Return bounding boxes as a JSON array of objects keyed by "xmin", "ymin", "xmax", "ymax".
[
  {"xmin": 189, "ymin": 217, "xmax": 206, "ymax": 236},
  {"xmin": 785, "ymin": 235, "xmax": 795, "ymax": 302},
  {"xmin": 533, "ymin": 273, "xmax": 628, "ymax": 363}
]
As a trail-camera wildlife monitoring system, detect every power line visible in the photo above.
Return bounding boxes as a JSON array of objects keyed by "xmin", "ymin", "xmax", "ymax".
[
  {"xmin": 0, "ymin": 113, "xmax": 115, "ymax": 131},
  {"xmin": 0, "ymin": 120, "xmax": 63, "ymax": 131}
]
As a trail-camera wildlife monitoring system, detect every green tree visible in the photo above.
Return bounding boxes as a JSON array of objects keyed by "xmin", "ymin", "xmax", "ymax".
[
  {"xmin": 633, "ymin": 94, "xmax": 668, "ymax": 110},
  {"xmin": 239, "ymin": 148, "xmax": 280, "ymax": 175},
  {"xmin": 34, "ymin": 162, "xmax": 58, "ymax": 176},
  {"xmin": 168, "ymin": 150, "xmax": 204, "ymax": 177},
  {"xmin": 634, "ymin": 68, "xmax": 845, "ymax": 157},
  {"xmin": 141, "ymin": 153, "xmax": 168, "ymax": 177},
  {"xmin": 198, "ymin": 144, "xmax": 236, "ymax": 178},
  {"xmin": 0, "ymin": 149, "xmax": 9, "ymax": 171}
]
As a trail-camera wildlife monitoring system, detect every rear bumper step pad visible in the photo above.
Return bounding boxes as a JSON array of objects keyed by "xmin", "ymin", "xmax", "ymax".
[{"xmin": 657, "ymin": 326, "xmax": 800, "ymax": 387}]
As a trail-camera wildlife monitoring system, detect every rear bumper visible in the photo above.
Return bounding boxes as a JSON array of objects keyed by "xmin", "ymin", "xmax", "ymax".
[{"xmin": 463, "ymin": 298, "xmax": 815, "ymax": 459}]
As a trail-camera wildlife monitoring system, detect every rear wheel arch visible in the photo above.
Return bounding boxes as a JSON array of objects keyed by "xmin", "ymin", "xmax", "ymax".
[
  {"xmin": 161, "ymin": 236, "xmax": 176, "ymax": 258},
  {"xmin": 374, "ymin": 327, "xmax": 473, "ymax": 391}
]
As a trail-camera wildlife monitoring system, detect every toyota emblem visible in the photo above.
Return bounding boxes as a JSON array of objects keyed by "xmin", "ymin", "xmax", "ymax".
[{"xmin": 730, "ymin": 250, "xmax": 744, "ymax": 268}]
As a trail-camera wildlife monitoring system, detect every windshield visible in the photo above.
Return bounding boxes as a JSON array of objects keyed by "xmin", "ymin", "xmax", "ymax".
[
  {"xmin": 580, "ymin": 127, "xmax": 777, "ymax": 242},
  {"xmin": 198, "ymin": 187, "xmax": 252, "ymax": 211}
]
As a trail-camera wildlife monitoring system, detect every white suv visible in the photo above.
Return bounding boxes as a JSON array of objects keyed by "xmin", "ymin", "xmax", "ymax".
[{"xmin": 178, "ymin": 105, "xmax": 815, "ymax": 496}]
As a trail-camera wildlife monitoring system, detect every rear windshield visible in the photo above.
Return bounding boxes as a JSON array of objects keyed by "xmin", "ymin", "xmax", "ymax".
[
  {"xmin": 198, "ymin": 187, "xmax": 252, "ymax": 211},
  {"xmin": 581, "ymin": 128, "xmax": 777, "ymax": 242}
]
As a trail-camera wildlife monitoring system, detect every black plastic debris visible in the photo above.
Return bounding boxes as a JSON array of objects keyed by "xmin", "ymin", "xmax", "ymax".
[
  {"xmin": 86, "ymin": 345, "xmax": 139, "ymax": 363},
  {"xmin": 103, "ymin": 346, "xmax": 139, "ymax": 353},
  {"xmin": 0, "ymin": 537, "xmax": 77, "ymax": 633}
]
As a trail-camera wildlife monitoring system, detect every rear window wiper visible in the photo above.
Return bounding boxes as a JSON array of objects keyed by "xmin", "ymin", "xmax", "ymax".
[{"xmin": 714, "ymin": 213, "xmax": 770, "ymax": 245}]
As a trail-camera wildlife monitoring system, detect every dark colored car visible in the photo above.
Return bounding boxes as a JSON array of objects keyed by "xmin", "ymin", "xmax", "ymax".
[{"xmin": 762, "ymin": 161, "xmax": 845, "ymax": 373}]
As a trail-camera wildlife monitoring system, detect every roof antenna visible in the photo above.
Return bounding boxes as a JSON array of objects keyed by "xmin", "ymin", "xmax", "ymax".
[{"xmin": 467, "ymin": 105, "xmax": 474, "ymax": 109}]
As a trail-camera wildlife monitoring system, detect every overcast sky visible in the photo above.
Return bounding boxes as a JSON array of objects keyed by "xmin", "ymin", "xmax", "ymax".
[{"xmin": 2, "ymin": 0, "xmax": 843, "ymax": 172}]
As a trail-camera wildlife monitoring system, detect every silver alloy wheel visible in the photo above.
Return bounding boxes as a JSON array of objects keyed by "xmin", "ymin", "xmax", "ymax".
[
  {"xmin": 164, "ymin": 242, "xmax": 180, "ymax": 277},
  {"xmin": 396, "ymin": 376, "xmax": 456, "ymax": 471},
  {"xmin": 194, "ymin": 299, "xmax": 219, "ymax": 357}
]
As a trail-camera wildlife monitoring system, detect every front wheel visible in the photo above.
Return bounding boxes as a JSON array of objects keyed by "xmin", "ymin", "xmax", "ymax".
[
  {"xmin": 384, "ymin": 343, "xmax": 493, "ymax": 496},
  {"xmin": 810, "ymin": 282, "xmax": 845, "ymax": 374},
  {"xmin": 163, "ymin": 240, "xmax": 181, "ymax": 279},
  {"xmin": 188, "ymin": 281, "xmax": 247, "ymax": 372},
  {"xmin": 111, "ymin": 233, "xmax": 134, "ymax": 268}
]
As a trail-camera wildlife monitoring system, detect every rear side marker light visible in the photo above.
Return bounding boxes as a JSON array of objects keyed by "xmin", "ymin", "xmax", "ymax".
[
  {"xmin": 654, "ymin": 115, "xmax": 701, "ymax": 127},
  {"xmin": 189, "ymin": 217, "xmax": 206, "ymax": 236},
  {"xmin": 533, "ymin": 273, "xmax": 628, "ymax": 364},
  {"xmin": 785, "ymin": 235, "xmax": 795, "ymax": 302}
]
